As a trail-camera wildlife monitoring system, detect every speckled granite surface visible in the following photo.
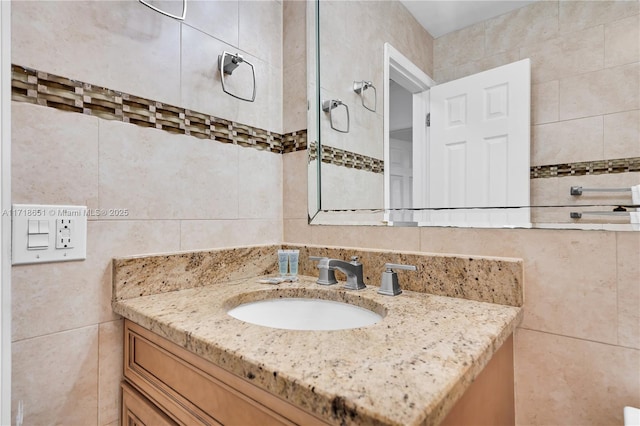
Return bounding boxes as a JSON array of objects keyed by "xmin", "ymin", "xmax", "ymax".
[
  {"xmin": 113, "ymin": 244, "xmax": 523, "ymax": 306},
  {"xmin": 284, "ymin": 245, "xmax": 523, "ymax": 307},
  {"xmin": 113, "ymin": 245, "xmax": 279, "ymax": 300},
  {"xmin": 113, "ymin": 276, "xmax": 522, "ymax": 426}
]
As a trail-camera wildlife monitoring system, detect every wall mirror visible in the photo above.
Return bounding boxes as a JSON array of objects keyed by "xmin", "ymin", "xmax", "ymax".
[{"xmin": 307, "ymin": 0, "xmax": 640, "ymax": 231}]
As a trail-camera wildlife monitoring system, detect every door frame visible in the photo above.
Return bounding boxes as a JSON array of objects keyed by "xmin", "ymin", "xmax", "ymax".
[
  {"xmin": 1, "ymin": 1, "xmax": 12, "ymax": 423},
  {"xmin": 383, "ymin": 43, "xmax": 435, "ymax": 224}
]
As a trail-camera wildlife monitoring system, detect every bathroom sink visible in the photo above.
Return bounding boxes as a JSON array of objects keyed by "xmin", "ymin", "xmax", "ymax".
[{"xmin": 227, "ymin": 297, "xmax": 383, "ymax": 331}]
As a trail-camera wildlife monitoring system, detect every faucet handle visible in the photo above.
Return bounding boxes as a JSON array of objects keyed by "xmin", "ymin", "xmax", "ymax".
[
  {"xmin": 378, "ymin": 263, "xmax": 417, "ymax": 296},
  {"xmin": 310, "ymin": 256, "xmax": 338, "ymax": 286},
  {"xmin": 350, "ymin": 256, "xmax": 360, "ymax": 264},
  {"xmin": 384, "ymin": 263, "xmax": 417, "ymax": 272}
]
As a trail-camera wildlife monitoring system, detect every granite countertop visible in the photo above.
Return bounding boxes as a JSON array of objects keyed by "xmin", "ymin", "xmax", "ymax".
[{"xmin": 113, "ymin": 274, "xmax": 522, "ymax": 426}]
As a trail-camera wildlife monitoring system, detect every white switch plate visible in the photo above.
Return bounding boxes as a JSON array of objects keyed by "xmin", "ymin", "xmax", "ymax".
[{"xmin": 12, "ymin": 204, "xmax": 87, "ymax": 265}]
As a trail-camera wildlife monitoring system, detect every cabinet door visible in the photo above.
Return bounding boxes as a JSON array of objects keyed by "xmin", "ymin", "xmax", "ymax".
[
  {"xmin": 122, "ymin": 383, "xmax": 177, "ymax": 426},
  {"xmin": 124, "ymin": 320, "xmax": 325, "ymax": 426}
]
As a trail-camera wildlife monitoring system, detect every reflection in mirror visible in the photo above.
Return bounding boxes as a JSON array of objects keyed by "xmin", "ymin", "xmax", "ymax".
[
  {"xmin": 411, "ymin": 57, "xmax": 531, "ymax": 228},
  {"xmin": 307, "ymin": 0, "xmax": 319, "ymax": 220},
  {"xmin": 384, "ymin": 43, "xmax": 434, "ymax": 225},
  {"xmin": 308, "ymin": 0, "xmax": 640, "ymax": 230},
  {"xmin": 383, "ymin": 44, "xmax": 533, "ymax": 228},
  {"xmin": 388, "ymin": 80, "xmax": 414, "ymax": 223}
]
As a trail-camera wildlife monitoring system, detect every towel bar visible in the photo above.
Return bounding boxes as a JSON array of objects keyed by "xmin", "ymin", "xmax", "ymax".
[
  {"xmin": 570, "ymin": 211, "xmax": 630, "ymax": 219},
  {"xmin": 570, "ymin": 186, "xmax": 631, "ymax": 196}
]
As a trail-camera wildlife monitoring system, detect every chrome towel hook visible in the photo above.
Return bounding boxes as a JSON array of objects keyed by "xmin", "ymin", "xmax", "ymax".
[
  {"xmin": 218, "ymin": 51, "xmax": 256, "ymax": 103},
  {"xmin": 353, "ymin": 80, "xmax": 377, "ymax": 112},
  {"xmin": 139, "ymin": 0, "xmax": 187, "ymax": 20},
  {"xmin": 322, "ymin": 99, "xmax": 350, "ymax": 133}
]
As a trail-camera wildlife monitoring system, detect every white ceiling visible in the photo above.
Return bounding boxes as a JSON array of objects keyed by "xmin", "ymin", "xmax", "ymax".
[{"xmin": 400, "ymin": 1, "xmax": 539, "ymax": 38}]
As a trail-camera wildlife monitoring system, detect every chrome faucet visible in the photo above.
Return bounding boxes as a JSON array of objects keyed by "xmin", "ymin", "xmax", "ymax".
[
  {"xmin": 310, "ymin": 256, "xmax": 366, "ymax": 290},
  {"xmin": 378, "ymin": 263, "xmax": 417, "ymax": 296}
]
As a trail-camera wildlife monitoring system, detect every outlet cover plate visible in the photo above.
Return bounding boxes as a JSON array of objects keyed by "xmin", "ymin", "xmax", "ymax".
[{"xmin": 12, "ymin": 204, "xmax": 87, "ymax": 265}]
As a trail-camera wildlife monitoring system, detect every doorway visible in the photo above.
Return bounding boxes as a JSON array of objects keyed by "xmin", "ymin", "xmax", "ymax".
[
  {"xmin": 383, "ymin": 43, "xmax": 435, "ymax": 225},
  {"xmin": 388, "ymin": 81, "xmax": 413, "ymax": 223},
  {"xmin": 384, "ymin": 44, "xmax": 531, "ymax": 228}
]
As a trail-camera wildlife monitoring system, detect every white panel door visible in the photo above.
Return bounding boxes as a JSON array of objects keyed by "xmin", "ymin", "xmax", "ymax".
[
  {"xmin": 428, "ymin": 59, "xmax": 530, "ymax": 227},
  {"xmin": 389, "ymin": 138, "xmax": 413, "ymax": 223}
]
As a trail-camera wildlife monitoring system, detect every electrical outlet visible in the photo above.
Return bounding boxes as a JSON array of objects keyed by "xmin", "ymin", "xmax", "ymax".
[
  {"xmin": 56, "ymin": 218, "xmax": 74, "ymax": 249},
  {"xmin": 12, "ymin": 204, "xmax": 87, "ymax": 265}
]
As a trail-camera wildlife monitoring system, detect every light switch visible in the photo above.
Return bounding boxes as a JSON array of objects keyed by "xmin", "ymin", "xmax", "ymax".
[
  {"xmin": 12, "ymin": 204, "xmax": 87, "ymax": 265},
  {"xmin": 27, "ymin": 233, "xmax": 49, "ymax": 249},
  {"xmin": 39, "ymin": 220, "xmax": 49, "ymax": 233},
  {"xmin": 28, "ymin": 219, "xmax": 39, "ymax": 234},
  {"xmin": 27, "ymin": 219, "xmax": 50, "ymax": 250}
]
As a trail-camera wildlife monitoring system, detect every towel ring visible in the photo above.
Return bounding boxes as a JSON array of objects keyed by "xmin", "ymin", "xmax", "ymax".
[
  {"xmin": 139, "ymin": 0, "xmax": 187, "ymax": 20},
  {"xmin": 353, "ymin": 80, "xmax": 377, "ymax": 112},
  {"xmin": 322, "ymin": 99, "xmax": 350, "ymax": 133},
  {"xmin": 218, "ymin": 51, "xmax": 256, "ymax": 103}
]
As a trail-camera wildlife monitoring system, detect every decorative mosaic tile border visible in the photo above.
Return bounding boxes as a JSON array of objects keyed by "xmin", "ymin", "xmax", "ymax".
[
  {"xmin": 308, "ymin": 142, "xmax": 384, "ymax": 174},
  {"xmin": 530, "ymin": 157, "xmax": 640, "ymax": 179},
  {"xmin": 10, "ymin": 64, "xmax": 638, "ymax": 179},
  {"xmin": 10, "ymin": 64, "xmax": 307, "ymax": 154},
  {"xmin": 309, "ymin": 142, "xmax": 639, "ymax": 179}
]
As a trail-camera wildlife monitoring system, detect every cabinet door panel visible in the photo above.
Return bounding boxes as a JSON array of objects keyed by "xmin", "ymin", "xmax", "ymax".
[
  {"xmin": 123, "ymin": 320, "xmax": 326, "ymax": 426},
  {"xmin": 131, "ymin": 333, "xmax": 292, "ymax": 425},
  {"xmin": 122, "ymin": 382, "xmax": 177, "ymax": 426}
]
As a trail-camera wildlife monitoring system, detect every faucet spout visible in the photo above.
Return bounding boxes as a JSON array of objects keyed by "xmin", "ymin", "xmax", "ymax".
[{"xmin": 327, "ymin": 257, "xmax": 366, "ymax": 290}]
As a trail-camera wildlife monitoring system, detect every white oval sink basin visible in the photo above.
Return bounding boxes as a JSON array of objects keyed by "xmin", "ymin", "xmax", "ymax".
[{"xmin": 227, "ymin": 298, "xmax": 383, "ymax": 331}]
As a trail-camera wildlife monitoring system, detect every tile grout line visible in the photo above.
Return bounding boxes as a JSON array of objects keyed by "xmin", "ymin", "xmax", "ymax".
[
  {"xmin": 516, "ymin": 325, "xmax": 637, "ymax": 350},
  {"xmin": 96, "ymin": 323, "xmax": 102, "ymax": 426}
]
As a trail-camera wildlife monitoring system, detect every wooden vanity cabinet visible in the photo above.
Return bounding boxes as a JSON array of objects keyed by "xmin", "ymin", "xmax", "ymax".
[
  {"xmin": 121, "ymin": 382, "xmax": 178, "ymax": 426},
  {"xmin": 122, "ymin": 319, "xmax": 514, "ymax": 426},
  {"xmin": 122, "ymin": 320, "xmax": 328, "ymax": 426},
  {"xmin": 441, "ymin": 335, "xmax": 515, "ymax": 426}
]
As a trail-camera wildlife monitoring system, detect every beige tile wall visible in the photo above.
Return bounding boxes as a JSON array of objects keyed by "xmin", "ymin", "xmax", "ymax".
[
  {"xmin": 12, "ymin": 1, "xmax": 182, "ymax": 106},
  {"xmin": 285, "ymin": 2, "xmax": 640, "ymax": 424},
  {"xmin": 433, "ymin": 0, "xmax": 640, "ymax": 224},
  {"xmin": 12, "ymin": 326, "xmax": 100, "ymax": 425},
  {"xmin": 10, "ymin": 1, "xmax": 640, "ymax": 425},
  {"xmin": 283, "ymin": 0, "xmax": 306, "ymax": 134},
  {"xmin": 11, "ymin": 1, "xmax": 284, "ymax": 424},
  {"xmin": 320, "ymin": 163, "xmax": 383, "ymax": 211},
  {"xmin": 317, "ymin": 0, "xmax": 433, "ymax": 209},
  {"xmin": 514, "ymin": 328, "xmax": 639, "ymax": 425}
]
